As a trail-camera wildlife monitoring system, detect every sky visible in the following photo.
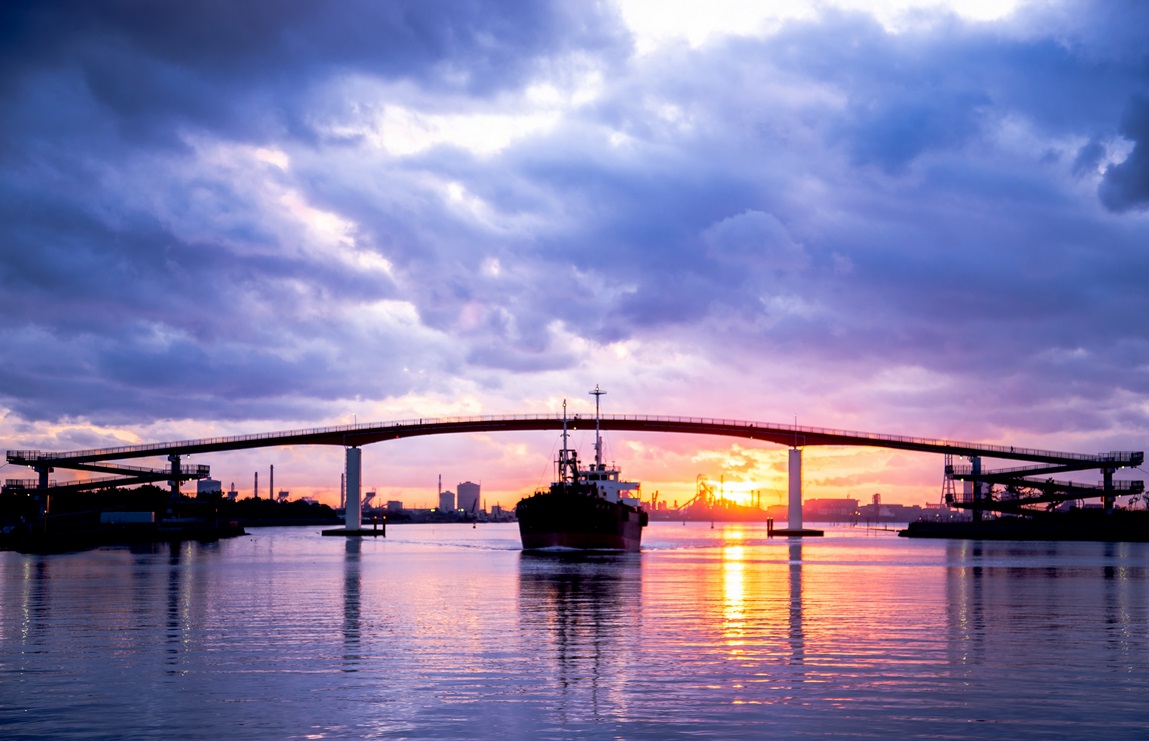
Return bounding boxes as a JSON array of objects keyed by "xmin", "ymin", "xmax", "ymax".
[{"xmin": 2, "ymin": 0, "xmax": 1149, "ymax": 509}]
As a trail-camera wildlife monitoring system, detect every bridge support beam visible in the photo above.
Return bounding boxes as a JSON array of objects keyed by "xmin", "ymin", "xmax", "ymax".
[
  {"xmin": 168, "ymin": 454, "xmax": 181, "ymax": 501},
  {"xmin": 971, "ymin": 456, "xmax": 982, "ymax": 522},
  {"xmin": 344, "ymin": 447, "xmax": 362, "ymax": 530},
  {"xmin": 1103, "ymin": 468, "xmax": 1115, "ymax": 515},
  {"xmin": 36, "ymin": 465, "xmax": 50, "ymax": 516},
  {"xmin": 788, "ymin": 447, "xmax": 803, "ymax": 530}
]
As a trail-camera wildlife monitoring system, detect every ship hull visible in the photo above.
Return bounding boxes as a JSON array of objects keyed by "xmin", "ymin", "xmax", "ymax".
[{"xmin": 516, "ymin": 491, "xmax": 646, "ymax": 551}]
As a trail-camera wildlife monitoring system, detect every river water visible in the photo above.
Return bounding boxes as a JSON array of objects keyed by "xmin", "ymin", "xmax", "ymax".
[{"xmin": 2, "ymin": 522, "xmax": 1149, "ymax": 739}]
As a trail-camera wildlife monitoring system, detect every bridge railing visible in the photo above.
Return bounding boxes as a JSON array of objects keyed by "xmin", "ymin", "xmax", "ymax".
[
  {"xmin": 71, "ymin": 462, "xmax": 211, "ymax": 476},
  {"xmin": 4, "ymin": 478, "xmax": 51, "ymax": 489},
  {"xmin": 2, "ymin": 476, "xmax": 103, "ymax": 490},
  {"xmin": 950, "ymin": 463, "xmax": 1101, "ymax": 477},
  {"xmin": 6, "ymin": 413, "xmax": 1140, "ymax": 465},
  {"xmin": 6, "ymin": 450, "xmax": 44, "ymax": 461}
]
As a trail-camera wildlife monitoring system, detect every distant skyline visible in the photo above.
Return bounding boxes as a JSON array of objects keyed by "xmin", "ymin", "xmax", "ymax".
[{"xmin": 2, "ymin": 0, "xmax": 1148, "ymax": 508}]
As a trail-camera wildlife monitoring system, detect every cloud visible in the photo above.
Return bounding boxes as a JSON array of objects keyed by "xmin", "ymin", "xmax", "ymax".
[
  {"xmin": 2, "ymin": 0, "xmax": 1149, "ymax": 505},
  {"xmin": 702, "ymin": 210, "xmax": 809, "ymax": 271},
  {"xmin": 1099, "ymin": 95, "xmax": 1149, "ymax": 211}
]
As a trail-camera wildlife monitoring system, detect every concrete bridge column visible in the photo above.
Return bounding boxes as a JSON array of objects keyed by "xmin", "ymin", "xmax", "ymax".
[
  {"xmin": 1103, "ymin": 468, "xmax": 1115, "ymax": 515},
  {"xmin": 788, "ymin": 447, "xmax": 803, "ymax": 530},
  {"xmin": 344, "ymin": 447, "xmax": 362, "ymax": 530}
]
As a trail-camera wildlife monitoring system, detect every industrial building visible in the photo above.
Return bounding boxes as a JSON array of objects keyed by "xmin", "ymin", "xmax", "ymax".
[{"xmin": 457, "ymin": 481, "xmax": 480, "ymax": 514}]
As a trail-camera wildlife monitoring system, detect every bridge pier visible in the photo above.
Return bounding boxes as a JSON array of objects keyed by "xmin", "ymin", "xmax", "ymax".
[
  {"xmin": 35, "ymin": 464, "xmax": 50, "ymax": 516},
  {"xmin": 1103, "ymin": 467, "xmax": 1115, "ymax": 514},
  {"xmin": 970, "ymin": 456, "xmax": 982, "ymax": 522},
  {"xmin": 168, "ymin": 454, "xmax": 181, "ymax": 500},
  {"xmin": 772, "ymin": 447, "xmax": 823, "ymax": 537},
  {"xmin": 789, "ymin": 447, "xmax": 803, "ymax": 530},
  {"xmin": 345, "ymin": 447, "xmax": 362, "ymax": 530},
  {"xmin": 323, "ymin": 445, "xmax": 385, "ymax": 537}
]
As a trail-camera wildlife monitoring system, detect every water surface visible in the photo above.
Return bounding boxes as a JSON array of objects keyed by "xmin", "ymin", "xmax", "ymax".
[{"xmin": 3, "ymin": 523, "xmax": 1149, "ymax": 739}]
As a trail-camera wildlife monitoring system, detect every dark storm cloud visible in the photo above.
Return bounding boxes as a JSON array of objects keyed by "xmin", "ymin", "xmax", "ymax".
[
  {"xmin": 1100, "ymin": 95, "xmax": 1149, "ymax": 212},
  {"xmin": 0, "ymin": 171, "xmax": 392, "ymax": 336},
  {"xmin": 1073, "ymin": 138, "xmax": 1106, "ymax": 177},
  {"xmin": 0, "ymin": 0, "xmax": 629, "ymax": 422},
  {"xmin": 0, "ymin": 0, "xmax": 627, "ymax": 144},
  {"xmin": 0, "ymin": 331, "xmax": 327, "ymax": 425},
  {"xmin": 456, "ymin": 121, "xmax": 770, "ymax": 342},
  {"xmin": 400, "ymin": 2, "xmax": 1149, "ymax": 437},
  {"xmin": 758, "ymin": 7, "xmax": 1142, "ymax": 168}
]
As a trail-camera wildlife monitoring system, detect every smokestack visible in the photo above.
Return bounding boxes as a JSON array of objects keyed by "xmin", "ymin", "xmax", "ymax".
[
  {"xmin": 254, "ymin": 471, "xmax": 259, "ymax": 500},
  {"xmin": 270, "ymin": 465, "xmax": 274, "ymax": 504}
]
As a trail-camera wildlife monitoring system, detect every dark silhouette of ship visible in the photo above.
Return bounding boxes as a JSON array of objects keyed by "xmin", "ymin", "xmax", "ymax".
[{"xmin": 516, "ymin": 387, "xmax": 648, "ymax": 551}]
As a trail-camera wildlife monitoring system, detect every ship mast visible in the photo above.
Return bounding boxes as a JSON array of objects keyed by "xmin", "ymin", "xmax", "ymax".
[
  {"xmin": 559, "ymin": 398, "xmax": 576, "ymax": 485},
  {"xmin": 590, "ymin": 384, "xmax": 605, "ymax": 469}
]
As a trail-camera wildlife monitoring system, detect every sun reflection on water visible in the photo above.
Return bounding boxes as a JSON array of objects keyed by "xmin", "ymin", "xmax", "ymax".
[{"xmin": 722, "ymin": 528, "xmax": 747, "ymax": 661}]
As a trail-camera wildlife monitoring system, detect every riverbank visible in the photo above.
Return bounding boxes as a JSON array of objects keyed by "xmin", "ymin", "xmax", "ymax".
[
  {"xmin": 0, "ymin": 518, "xmax": 246, "ymax": 554},
  {"xmin": 900, "ymin": 509, "xmax": 1149, "ymax": 542}
]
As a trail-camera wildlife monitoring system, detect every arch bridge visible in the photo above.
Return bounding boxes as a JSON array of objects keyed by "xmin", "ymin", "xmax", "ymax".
[{"xmin": 6, "ymin": 414, "xmax": 1143, "ymax": 528}]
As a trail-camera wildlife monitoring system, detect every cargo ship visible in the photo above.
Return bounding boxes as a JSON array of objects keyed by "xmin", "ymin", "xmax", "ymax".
[{"xmin": 516, "ymin": 387, "xmax": 648, "ymax": 551}]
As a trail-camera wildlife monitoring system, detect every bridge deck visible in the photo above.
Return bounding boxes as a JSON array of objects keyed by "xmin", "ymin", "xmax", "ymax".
[{"xmin": 6, "ymin": 414, "xmax": 1142, "ymax": 468}]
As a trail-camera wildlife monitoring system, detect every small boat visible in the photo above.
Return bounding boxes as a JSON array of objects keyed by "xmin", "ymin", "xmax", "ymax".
[{"xmin": 516, "ymin": 386, "xmax": 648, "ymax": 551}]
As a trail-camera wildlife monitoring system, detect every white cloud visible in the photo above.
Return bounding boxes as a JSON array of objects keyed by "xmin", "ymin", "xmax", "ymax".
[{"xmin": 371, "ymin": 105, "xmax": 561, "ymax": 157}]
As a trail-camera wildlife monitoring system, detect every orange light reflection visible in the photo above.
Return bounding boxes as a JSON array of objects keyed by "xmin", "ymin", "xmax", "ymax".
[{"xmin": 723, "ymin": 539, "xmax": 746, "ymax": 655}]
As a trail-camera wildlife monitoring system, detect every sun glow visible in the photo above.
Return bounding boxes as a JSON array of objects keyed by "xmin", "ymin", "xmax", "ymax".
[{"xmin": 698, "ymin": 479, "xmax": 773, "ymax": 508}]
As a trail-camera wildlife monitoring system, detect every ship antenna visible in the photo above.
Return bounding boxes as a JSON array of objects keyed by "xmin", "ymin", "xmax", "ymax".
[
  {"xmin": 561, "ymin": 398, "xmax": 571, "ymax": 484},
  {"xmin": 562, "ymin": 398, "xmax": 568, "ymax": 453},
  {"xmin": 590, "ymin": 384, "xmax": 605, "ymax": 468}
]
